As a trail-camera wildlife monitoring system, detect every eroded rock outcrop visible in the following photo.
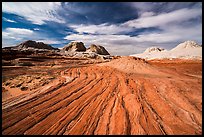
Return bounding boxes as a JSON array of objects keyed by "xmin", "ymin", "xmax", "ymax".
[
  {"xmin": 171, "ymin": 40, "xmax": 201, "ymax": 51},
  {"xmin": 16, "ymin": 40, "xmax": 58, "ymax": 50},
  {"xmin": 144, "ymin": 47, "xmax": 166, "ymax": 53},
  {"xmin": 86, "ymin": 44, "xmax": 110, "ymax": 55},
  {"xmin": 131, "ymin": 40, "xmax": 202, "ymax": 60},
  {"xmin": 63, "ymin": 42, "xmax": 86, "ymax": 52}
]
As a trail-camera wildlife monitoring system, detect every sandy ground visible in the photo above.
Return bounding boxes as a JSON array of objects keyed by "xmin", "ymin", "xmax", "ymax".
[{"xmin": 2, "ymin": 56, "xmax": 202, "ymax": 135}]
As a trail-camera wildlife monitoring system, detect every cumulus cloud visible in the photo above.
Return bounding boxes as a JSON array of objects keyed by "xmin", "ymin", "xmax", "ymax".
[
  {"xmin": 2, "ymin": 2, "xmax": 65, "ymax": 25},
  {"xmin": 129, "ymin": 2, "xmax": 201, "ymax": 15},
  {"xmin": 2, "ymin": 28, "xmax": 35, "ymax": 47},
  {"xmin": 123, "ymin": 8, "xmax": 202, "ymax": 28},
  {"xmin": 129, "ymin": 2, "xmax": 159, "ymax": 15},
  {"xmin": 64, "ymin": 21, "xmax": 202, "ymax": 55},
  {"xmin": 133, "ymin": 23, "xmax": 201, "ymax": 44},
  {"xmin": 69, "ymin": 23, "xmax": 133, "ymax": 35},
  {"xmin": 65, "ymin": 6, "xmax": 202, "ymax": 55},
  {"xmin": 64, "ymin": 34, "xmax": 133, "ymax": 46},
  {"xmin": 2, "ymin": 2, "xmax": 202, "ymax": 55},
  {"xmin": 2, "ymin": 28, "xmax": 34, "ymax": 40},
  {"xmin": 140, "ymin": 12, "xmax": 155, "ymax": 17},
  {"xmin": 36, "ymin": 39, "xmax": 63, "ymax": 45},
  {"xmin": 2, "ymin": 27, "xmax": 65, "ymax": 47}
]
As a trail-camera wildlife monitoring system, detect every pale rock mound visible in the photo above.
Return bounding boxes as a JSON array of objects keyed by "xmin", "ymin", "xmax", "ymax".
[
  {"xmin": 63, "ymin": 42, "xmax": 86, "ymax": 52},
  {"xmin": 131, "ymin": 41, "xmax": 202, "ymax": 60},
  {"xmin": 131, "ymin": 46, "xmax": 168, "ymax": 60},
  {"xmin": 98, "ymin": 56, "xmax": 164, "ymax": 75},
  {"xmin": 86, "ymin": 44, "xmax": 110, "ymax": 55},
  {"xmin": 171, "ymin": 40, "xmax": 201, "ymax": 51},
  {"xmin": 144, "ymin": 47, "xmax": 166, "ymax": 53},
  {"xmin": 169, "ymin": 41, "xmax": 202, "ymax": 59}
]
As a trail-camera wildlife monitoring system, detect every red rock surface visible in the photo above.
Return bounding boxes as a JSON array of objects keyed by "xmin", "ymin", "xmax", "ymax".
[{"xmin": 2, "ymin": 57, "xmax": 202, "ymax": 135}]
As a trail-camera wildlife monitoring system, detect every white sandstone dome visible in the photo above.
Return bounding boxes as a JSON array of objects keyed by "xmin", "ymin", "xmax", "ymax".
[
  {"xmin": 171, "ymin": 41, "xmax": 201, "ymax": 51},
  {"xmin": 131, "ymin": 40, "xmax": 202, "ymax": 60},
  {"xmin": 144, "ymin": 47, "xmax": 166, "ymax": 53}
]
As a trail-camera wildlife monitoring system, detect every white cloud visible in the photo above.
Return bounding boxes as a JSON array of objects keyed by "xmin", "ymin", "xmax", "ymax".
[
  {"xmin": 140, "ymin": 12, "xmax": 155, "ymax": 17},
  {"xmin": 64, "ymin": 21, "xmax": 202, "ymax": 55},
  {"xmin": 6, "ymin": 28, "xmax": 33, "ymax": 35},
  {"xmin": 2, "ymin": 28, "xmax": 34, "ymax": 40},
  {"xmin": 64, "ymin": 26, "xmax": 201, "ymax": 48},
  {"xmin": 123, "ymin": 8, "xmax": 202, "ymax": 28},
  {"xmin": 36, "ymin": 39, "xmax": 62, "ymax": 44},
  {"xmin": 64, "ymin": 34, "xmax": 132, "ymax": 45},
  {"xmin": 64, "ymin": 7, "xmax": 202, "ymax": 55},
  {"xmin": 3, "ymin": 17, "xmax": 17, "ymax": 23},
  {"xmin": 69, "ymin": 23, "xmax": 133, "ymax": 35},
  {"xmin": 2, "ymin": 28, "xmax": 35, "ymax": 47},
  {"xmin": 2, "ymin": 2, "xmax": 65, "ymax": 25},
  {"xmin": 66, "ymin": 10, "xmax": 202, "ymax": 47},
  {"xmin": 34, "ymin": 28, "xmax": 40, "ymax": 31},
  {"xmin": 3, "ymin": 3, "xmax": 202, "ymax": 55},
  {"xmin": 129, "ymin": 2, "xmax": 157, "ymax": 14},
  {"xmin": 2, "ymin": 27, "xmax": 65, "ymax": 47}
]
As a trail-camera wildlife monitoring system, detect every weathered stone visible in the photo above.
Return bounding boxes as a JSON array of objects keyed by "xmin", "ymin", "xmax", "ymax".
[
  {"xmin": 86, "ymin": 44, "xmax": 110, "ymax": 55},
  {"xmin": 63, "ymin": 42, "xmax": 86, "ymax": 52}
]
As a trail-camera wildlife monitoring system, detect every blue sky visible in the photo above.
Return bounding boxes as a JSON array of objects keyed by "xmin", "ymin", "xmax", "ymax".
[{"xmin": 2, "ymin": 2, "xmax": 202, "ymax": 55}]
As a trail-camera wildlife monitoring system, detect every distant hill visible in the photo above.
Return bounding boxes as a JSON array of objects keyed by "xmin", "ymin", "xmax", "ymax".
[
  {"xmin": 62, "ymin": 42, "xmax": 110, "ymax": 55},
  {"xmin": 62, "ymin": 42, "xmax": 86, "ymax": 52},
  {"xmin": 14, "ymin": 40, "xmax": 59, "ymax": 50},
  {"xmin": 144, "ymin": 47, "xmax": 166, "ymax": 53},
  {"xmin": 131, "ymin": 41, "xmax": 202, "ymax": 60},
  {"xmin": 86, "ymin": 44, "xmax": 110, "ymax": 55}
]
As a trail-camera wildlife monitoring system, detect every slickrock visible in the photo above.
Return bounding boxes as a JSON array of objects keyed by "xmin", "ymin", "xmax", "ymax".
[{"xmin": 2, "ymin": 57, "xmax": 202, "ymax": 135}]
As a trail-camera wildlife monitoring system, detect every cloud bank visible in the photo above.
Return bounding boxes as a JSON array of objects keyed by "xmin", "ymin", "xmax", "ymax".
[{"xmin": 2, "ymin": 2, "xmax": 202, "ymax": 55}]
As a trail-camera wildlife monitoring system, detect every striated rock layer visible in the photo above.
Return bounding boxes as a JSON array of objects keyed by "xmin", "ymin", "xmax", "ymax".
[{"xmin": 2, "ymin": 57, "xmax": 202, "ymax": 135}]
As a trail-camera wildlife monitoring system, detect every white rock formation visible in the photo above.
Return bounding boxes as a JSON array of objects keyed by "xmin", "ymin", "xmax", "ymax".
[
  {"xmin": 144, "ymin": 47, "xmax": 166, "ymax": 53},
  {"xmin": 131, "ymin": 41, "xmax": 202, "ymax": 60}
]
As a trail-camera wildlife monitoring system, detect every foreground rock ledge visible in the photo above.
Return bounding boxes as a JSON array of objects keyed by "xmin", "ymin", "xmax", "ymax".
[{"xmin": 2, "ymin": 57, "xmax": 202, "ymax": 135}]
